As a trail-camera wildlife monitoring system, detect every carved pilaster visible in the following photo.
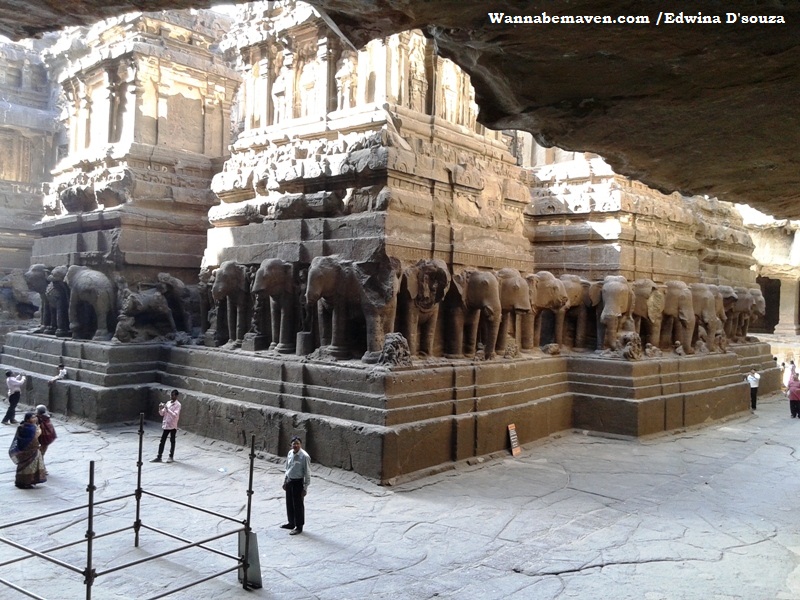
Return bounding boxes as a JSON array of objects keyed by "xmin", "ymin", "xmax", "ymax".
[
  {"xmin": 775, "ymin": 278, "xmax": 800, "ymax": 336},
  {"xmin": 244, "ymin": 48, "xmax": 256, "ymax": 129},
  {"xmin": 316, "ymin": 35, "xmax": 332, "ymax": 115},
  {"xmin": 78, "ymin": 93, "xmax": 91, "ymax": 151},
  {"xmin": 256, "ymin": 45, "xmax": 271, "ymax": 129}
]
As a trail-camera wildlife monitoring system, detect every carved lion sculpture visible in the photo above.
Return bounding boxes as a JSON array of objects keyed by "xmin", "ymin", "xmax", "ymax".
[{"xmin": 114, "ymin": 288, "xmax": 177, "ymax": 343}]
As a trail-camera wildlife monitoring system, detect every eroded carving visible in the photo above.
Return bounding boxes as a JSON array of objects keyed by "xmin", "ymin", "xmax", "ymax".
[
  {"xmin": 398, "ymin": 259, "xmax": 451, "ymax": 358},
  {"xmin": 64, "ymin": 265, "xmax": 116, "ymax": 341},
  {"xmin": 305, "ymin": 254, "xmax": 401, "ymax": 363},
  {"xmin": 444, "ymin": 268, "xmax": 502, "ymax": 360},
  {"xmin": 211, "ymin": 260, "xmax": 251, "ymax": 349}
]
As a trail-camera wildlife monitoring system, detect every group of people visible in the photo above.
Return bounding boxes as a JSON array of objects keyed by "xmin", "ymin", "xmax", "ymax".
[
  {"xmin": 782, "ymin": 360, "xmax": 800, "ymax": 418},
  {"xmin": 6, "ymin": 369, "xmax": 60, "ymax": 489},
  {"xmin": 7, "ymin": 364, "xmax": 313, "ymax": 536},
  {"xmin": 149, "ymin": 387, "xmax": 312, "ymax": 537}
]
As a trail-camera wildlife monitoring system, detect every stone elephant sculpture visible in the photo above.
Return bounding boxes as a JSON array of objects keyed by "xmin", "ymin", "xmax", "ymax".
[
  {"xmin": 727, "ymin": 285, "xmax": 754, "ymax": 342},
  {"xmin": 157, "ymin": 272, "xmax": 191, "ymax": 334},
  {"xmin": 495, "ymin": 268, "xmax": 531, "ymax": 354},
  {"xmin": 443, "ymin": 268, "xmax": 502, "ymax": 360},
  {"xmin": 64, "ymin": 265, "xmax": 117, "ymax": 341},
  {"xmin": 747, "ymin": 287, "xmax": 766, "ymax": 338},
  {"xmin": 23, "ymin": 264, "xmax": 51, "ymax": 333},
  {"xmin": 46, "ymin": 265, "xmax": 71, "ymax": 337},
  {"xmin": 251, "ymin": 258, "xmax": 299, "ymax": 354},
  {"xmin": 711, "ymin": 284, "xmax": 737, "ymax": 345},
  {"xmin": 631, "ymin": 278, "xmax": 665, "ymax": 349},
  {"xmin": 211, "ymin": 260, "xmax": 251, "ymax": 348},
  {"xmin": 398, "ymin": 258, "xmax": 451, "ymax": 357},
  {"xmin": 589, "ymin": 275, "xmax": 634, "ymax": 351},
  {"xmin": 690, "ymin": 282, "xmax": 723, "ymax": 352},
  {"xmin": 558, "ymin": 273, "xmax": 592, "ymax": 349},
  {"xmin": 522, "ymin": 271, "xmax": 569, "ymax": 349},
  {"xmin": 305, "ymin": 254, "xmax": 401, "ymax": 363},
  {"xmin": 660, "ymin": 280, "xmax": 695, "ymax": 354}
]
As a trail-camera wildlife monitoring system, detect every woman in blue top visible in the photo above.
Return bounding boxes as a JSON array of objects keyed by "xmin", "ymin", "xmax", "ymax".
[{"xmin": 9, "ymin": 412, "xmax": 47, "ymax": 489}]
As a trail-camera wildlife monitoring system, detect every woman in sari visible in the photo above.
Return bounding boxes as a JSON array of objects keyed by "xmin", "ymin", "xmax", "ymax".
[{"xmin": 9, "ymin": 412, "xmax": 47, "ymax": 489}]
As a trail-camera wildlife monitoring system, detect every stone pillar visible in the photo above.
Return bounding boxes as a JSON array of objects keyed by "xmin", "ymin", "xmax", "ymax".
[
  {"xmin": 66, "ymin": 88, "xmax": 80, "ymax": 156},
  {"xmin": 775, "ymin": 278, "xmax": 800, "ymax": 336},
  {"xmin": 374, "ymin": 39, "xmax": 387, "ymax": 103},
  {"xmin": 244, "ymin": 51, "xmax": 256, "ymax": 129},
  {"xmin": 156, "ymin": 86, "xmax": 170, "ymax": 147},
  {"xmin": 101, "ymin": 69, "xmax": 116, "ymax": 144},
  {"xmin": 257, "ymin": 48, "xmax": 270, "ymax": 128},
  {"xmin": 386, "ymin": 35, "xmax": 399, "ymax": 104},
  {"xmin": 220, "ymin": 96, "xmax": 234, "ymax": 151},
  {"xmin": 316, "ymin": 36, "xmax": 331, "ymax": 116},
  {"xmin": 79, "ymin": 95, "xmax": 91, "ymax": 151}
]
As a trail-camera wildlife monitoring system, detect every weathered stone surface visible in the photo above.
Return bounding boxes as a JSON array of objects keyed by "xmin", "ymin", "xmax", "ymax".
[
  {"xmin": 307, "ymin": 0, "xmax": 800, "ymax": 219},
  {"xmin": 32, "ymin": 10, "xmax": 240, "ymax": 286},
  {"xmin": 0, "ymin": 41, "xmax": 57, "ymax": 278},
  {"xmin": 0, "ymin": 332, "xmax": 780, "ymax": 482},
  {"xmin": 1, "ymin": 1, "xmax": 797, "ymax": 219}
]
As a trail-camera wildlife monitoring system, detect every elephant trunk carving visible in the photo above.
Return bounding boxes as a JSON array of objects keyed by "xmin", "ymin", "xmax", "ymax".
[
  {"xmin": 211, "ymin": 260, "xmax": 251, "ymax": 349},
  {"xmin": 399, "ymin": 259, "xmax": 451, "ymax": 357},
  {"xmin": 592, "ymin": 275, "xmax": 634, "ymax": 351},
  {"xmin": 251, "ymin": 258, "xmax": 298, "ymax": 354},
  {"xmin": 524, "ymin": 271, "xmax": 568, "ymax": 349},
  {"xmin": 305, "ymin": 254, "xmax": 401, "ymax": 363},
  {"xmin": 660, "ymin": 280, "xmax": 695, "ymax": 354},
  {"xmin": 444, "ymin": 268, "xmax": 502, "ymax": 360},
  {"xmin": 632, "ymin": 278, "xmax": 664, "ymax": 349},
  {"xmin": 23, "ymin": 264, "xmax": 52, "ymax": 334},
  {"xmin": 496, "ymin": 268, "xmax": 531, "ymax": 354}
]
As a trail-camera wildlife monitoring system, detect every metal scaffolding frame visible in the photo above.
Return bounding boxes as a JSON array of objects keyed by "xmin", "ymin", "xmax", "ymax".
[{"xmin": 0, "ymin": 414, "xmax": 261, "ymax": 599}]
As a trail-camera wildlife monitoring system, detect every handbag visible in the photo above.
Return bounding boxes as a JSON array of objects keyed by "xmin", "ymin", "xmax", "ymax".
[{"xmin": 8, "ymin": 433, "xmax": 20, "ymax": 465}]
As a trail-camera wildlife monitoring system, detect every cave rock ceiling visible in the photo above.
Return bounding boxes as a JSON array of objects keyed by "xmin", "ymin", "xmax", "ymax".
[{"xmin": 4, "ymin": 0, "xmax": 798, "ymax": 218}]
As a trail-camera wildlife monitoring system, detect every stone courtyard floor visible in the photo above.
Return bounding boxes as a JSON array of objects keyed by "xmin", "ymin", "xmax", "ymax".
[{"xmin": 0, "ymin": 392, "xmax": 799, "ymax": 599}]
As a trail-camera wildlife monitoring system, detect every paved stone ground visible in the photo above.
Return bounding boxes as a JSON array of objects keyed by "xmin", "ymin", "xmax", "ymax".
[{"xmin": 0, "ymin": 392, "xmax": 798, "ymax": 599}]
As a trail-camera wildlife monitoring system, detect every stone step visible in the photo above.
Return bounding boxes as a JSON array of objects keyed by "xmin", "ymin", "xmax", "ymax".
[{"xmin": 0, "ymin": 332, "xmax": 780, "ymax": 484}]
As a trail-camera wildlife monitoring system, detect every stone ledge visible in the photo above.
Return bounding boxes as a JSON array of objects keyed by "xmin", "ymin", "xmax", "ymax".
[{"xmin": 0, "ymin": 332, "xmax": 778, "ymax": 483}]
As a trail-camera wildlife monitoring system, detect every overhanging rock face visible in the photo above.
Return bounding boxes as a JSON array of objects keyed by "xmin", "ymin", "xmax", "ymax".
[
  {"xmin": 3, "ymin": 0, "xmax": 798, "ymax": 218},
  {"xmin": 306, "ymin": 0, "xmax": 800, "ymax": 219}
]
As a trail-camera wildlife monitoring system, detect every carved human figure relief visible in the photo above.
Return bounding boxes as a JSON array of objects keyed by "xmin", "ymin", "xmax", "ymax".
[
  {"xmin": 408, "ymin": 34, "xmax": 427, "ymax": 113},
  {"xmin": 272, "ymin": 59, "xmax": 290, "ymax": 125},
  {"xmin": 334, "ymin": 51, "xmax": 357, "ymax": 110},
  {"xmin": 298, "ymin": 60, "xmax": 317, "ymax": 118},
  {"xmin": 440, "ymin": 62, "xmax": 459, "ymax": 122}
]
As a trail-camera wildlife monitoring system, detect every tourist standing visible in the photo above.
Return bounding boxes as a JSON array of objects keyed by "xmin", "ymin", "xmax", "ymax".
[
  {"xmin": 36, "ymin": 405, "xmax": 57, "ymax": 463},
  {"xmin": 9, "ymin": 412, "xmax": 47, "ymax": 489},
  {"xmin": 3, "ymin": 371, "xmax": 26, "ymax": 425},
  {"xmin": 746, "ymin": 369, "xmax": 761, "ymax": 411},
  {"xmin": 150, "ymin": 390, "xmax": 181, "ymax": 463},
  {"xmin": 788, "ymin": 373, "xmax": 800, "ymax": 418},
  {"xmin": 281, "ymin": 436, "xmax": 311, "ymax": 536},
  {"xmin": 783, "ymin": 360, "xmax": 796, "ymax": 389}
]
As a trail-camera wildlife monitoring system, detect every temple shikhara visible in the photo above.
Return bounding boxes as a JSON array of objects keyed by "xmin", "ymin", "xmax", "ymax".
[{"xmin": 0, "ymin": 0, "xmax": 797, "ymax": 483}]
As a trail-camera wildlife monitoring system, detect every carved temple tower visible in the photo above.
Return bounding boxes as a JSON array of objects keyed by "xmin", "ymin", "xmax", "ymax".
[
  {"xmin": 0, "ymin": 2, "xmax": 783, "ymax": 484},
  {"xmin": 0, "ymin": 41, "xmax": 58, "ymax": 273},
  {"xmin": 521, "ymin": 145, "xmax": 757, "ymax": 286},
  {"xmin": 206, "ymin": 1, "xmax": 532, "ymax": 275},
  {"xmin": 31, "ymin": 11, "xmax": 240, "ymax": 285}
]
